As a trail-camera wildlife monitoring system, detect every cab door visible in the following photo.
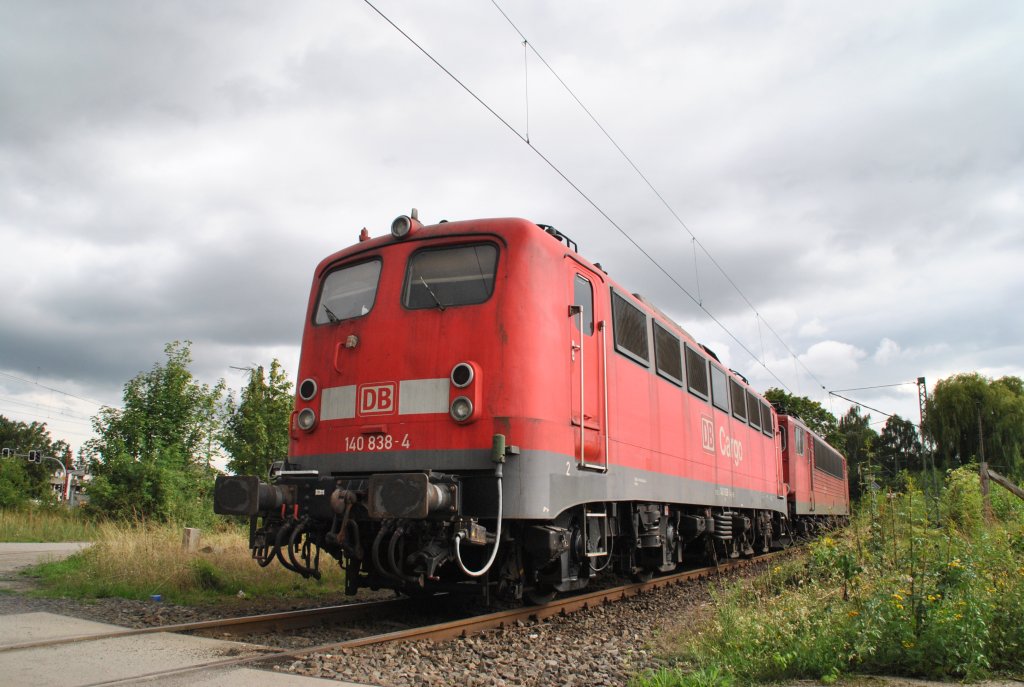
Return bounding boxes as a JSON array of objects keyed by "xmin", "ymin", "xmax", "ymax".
[{"xmin": 568, "ymin": 265, "xmax": 606, "ymax": 471}]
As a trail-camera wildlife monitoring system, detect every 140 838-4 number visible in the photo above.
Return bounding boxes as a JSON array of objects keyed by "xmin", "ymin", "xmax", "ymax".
[{"xmin": 344, "ymin": 434, "xmax": 411, "ymax": 452}]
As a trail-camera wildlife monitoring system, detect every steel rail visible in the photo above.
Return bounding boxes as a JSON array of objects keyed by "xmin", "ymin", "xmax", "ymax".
[
  {"xmin": 0, "ymin": 595, "xmax": 418, "ymax": 653},
  {"xmin": 338, "ymin": 549, "xmax": 786, "ymax": 646},
  {"xmin": 77, "ymin": 550, "xmax": 791, "ymax": 686}
]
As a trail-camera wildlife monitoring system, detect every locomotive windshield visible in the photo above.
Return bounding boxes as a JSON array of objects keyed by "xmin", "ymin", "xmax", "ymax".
[
  {"xmin": 314, "ymin": 259, "xmax": 382, "ymax": 324},
  {"xmin": 403, "ymin": 243, "xmax": 498, "ymax": 310}
]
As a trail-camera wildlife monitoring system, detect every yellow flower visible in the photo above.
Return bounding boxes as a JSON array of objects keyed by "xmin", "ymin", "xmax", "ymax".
[
  {"xmin": 895, "ymin": 603, "xmax": 905, "ymax": 610},
  {"xmin": 902, "ymin": 641, "xmax": 915, "ymax": 649},
  {"xmin": 848, "ymin": 611, "xmax": 860, "ymax": 618},
  {"xmin": 954, "ymin": 613, "xmax": 963, "ymax": 620},
  {"xmin": 892, "ymin": 593, "xmax": 904, "ymax": 601}
]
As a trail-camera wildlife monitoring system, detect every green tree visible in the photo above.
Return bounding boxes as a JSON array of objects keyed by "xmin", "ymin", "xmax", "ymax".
[
  {"xmin": 83, "ymin": 341, "xmax": 225, "ymax": 522},
  {"xmin": 0, "ymin": 416, "xmax": 72, "ymax": 507},
  {"xmin": 764, "ymin": 388, "xmax": 839, "ymax": 440},
  {"xmin": 221, "ymin": 360, "xmax": 293, "ymax": 477},
  {"xmin": 923, "ymin": 372, "xmax": 1024, "ymax": 479},
  {"xmin": 834, "ymin": 405, "xmax": 878, "ymax": 500},
  {"xmin": 875, "ymin": 414, "xmax": 923, "ymax": 475}
]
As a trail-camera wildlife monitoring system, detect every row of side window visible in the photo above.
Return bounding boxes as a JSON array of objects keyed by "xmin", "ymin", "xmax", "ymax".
[
  {"xmin": 610, "ymin": 289, "xmax": 773, "ymax": 438},
  {"xmin": 813, "ymin": 438, "xmax": 845, "ymax": 479}
]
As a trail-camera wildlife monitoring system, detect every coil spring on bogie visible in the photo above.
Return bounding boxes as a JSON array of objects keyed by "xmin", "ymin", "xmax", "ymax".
[{"xmin": 712, "ymin": 512, "xmax": 733, "ymax": 541}]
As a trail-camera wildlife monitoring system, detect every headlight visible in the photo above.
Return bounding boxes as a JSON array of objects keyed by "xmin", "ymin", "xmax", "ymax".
[
  {"xmin": 296, "ymin": 408, "xmax": 317, "ymax": 431},
  {"xmin": 450, "ymin": 362, "xmax": 474, "ymax": 388},
  {"xmin": 391, "ymin": 215, "xmax": 413, "ymax": 239},
  {"xmin": 298, "ymin": 378, "xmax": 318, "ymax": 401},
  {"xmin": 450, "ymin": 396, "xmax": 473, "ymax": 422}
]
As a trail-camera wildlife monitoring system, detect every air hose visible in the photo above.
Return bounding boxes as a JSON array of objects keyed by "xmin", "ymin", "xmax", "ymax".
[{"xmin": 453, "ymin": 434, "xmax": 509, "ymax": 578}]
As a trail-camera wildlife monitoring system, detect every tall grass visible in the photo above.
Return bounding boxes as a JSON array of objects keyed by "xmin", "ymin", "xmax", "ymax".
[
  {"xmin": 0, "ymin": 506, "xmax": 100, "ymax": 542},
  {"xmin": 26, "ymin": 520, "xmax": 346, "ymax": 604},
  {"xmin": 634, "ymin": 466, "xmax": 1024, "ymax": 686}
]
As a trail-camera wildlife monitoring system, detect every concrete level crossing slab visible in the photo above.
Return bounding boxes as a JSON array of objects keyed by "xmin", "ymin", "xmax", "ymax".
[
  {"xmin": 0, "ymin": 611, "xmax": 124, "ymax": 646},
  {"xmin": 0, "ymin": 611, "xmax": 375, "ymax": 687}
]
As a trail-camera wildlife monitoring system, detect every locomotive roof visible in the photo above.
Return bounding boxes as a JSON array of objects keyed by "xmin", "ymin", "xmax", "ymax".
[
  {"xmin": 316, "ymin": 214, "xmax": 765, "ymax": 400},
  {"xmin": 315, "ymin": 216, "xmax": 552, "ymax": 275}
]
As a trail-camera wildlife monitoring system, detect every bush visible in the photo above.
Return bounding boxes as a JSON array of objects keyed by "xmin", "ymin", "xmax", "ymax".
[
  {"xmin": 638, "ymin": 467, "xmax": 1024, "ymax": 685},
  {"xmin": 85, "ymin": 446, "xmax": 218, "ymax": 528},
  {"xmin": 0, "ymin": 458, "xmax": 32, "ymax": 508}
]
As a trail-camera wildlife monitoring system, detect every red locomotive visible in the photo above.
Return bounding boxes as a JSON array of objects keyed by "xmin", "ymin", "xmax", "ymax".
[{"xmin": 214, "ymin": 212, "xmax": 849, "ymax": 602}]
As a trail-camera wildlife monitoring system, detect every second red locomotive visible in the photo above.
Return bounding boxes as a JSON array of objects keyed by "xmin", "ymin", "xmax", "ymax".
[{"xmin": 214, "ymin": 212, "xmax": 849, "ymax": 602}]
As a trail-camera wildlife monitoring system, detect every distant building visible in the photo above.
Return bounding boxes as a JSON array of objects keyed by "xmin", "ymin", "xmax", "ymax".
[{"xmin": 47, "ymin": 469, "xmax": 90, "ymax": 507}]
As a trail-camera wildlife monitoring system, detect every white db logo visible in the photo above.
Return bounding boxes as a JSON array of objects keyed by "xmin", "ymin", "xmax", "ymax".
[
  {"xmin": 701, "ymin": 416, "xmax": 715, "ymax": 453},
  {"xmin": 358, "ymin": 382, "xmax": 397, "ymax": 416}
]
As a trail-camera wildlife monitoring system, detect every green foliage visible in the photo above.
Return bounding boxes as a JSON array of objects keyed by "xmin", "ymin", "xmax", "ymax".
[
  {"xmin": 190, "ymin": 558, "xmax": 229, "ymax": 591},
  {"xmin": 632, "ymin": 666, "xmax": 734, "ymax": 687},
  {"xmin": 221, "ymin": 360, "xmax": 293, "ymax": 478},
  {"xmin": 835, "ymin": 406, "xmax": 879, "ymax": 500},
  {"xmin": 647, "ymin": 467, "xmax": 1024, "ymax": 685},
  {"xmin": 876, "ymin": 414, "xmax": 923, "ymax": 474},
  {"xmin": 83, "ymin": 341, "xmax": 225, "ymax": 524},
  {"xmin": 763, "ymin": 389, "xmax": 838, "ymax": 440},
  {"xmin": 0, "ymin": 416, "xmax": 72, "ymax": 505},
  {"xmin": 924, "ymin": 372, "xmax": 1024, "ymax": 479},
  {"xmin": 0, "ymin": 457, "xmax": 33, "ymax": 508}
]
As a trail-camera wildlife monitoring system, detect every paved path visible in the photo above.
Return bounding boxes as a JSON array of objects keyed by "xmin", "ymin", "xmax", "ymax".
[
  {"xmin": 0, "ymin": 611, "xmax": 371, "ymax": 686},
  {"xmin": 0, "ymin": 542, "xmax": 92, "ymax": 571},
  {"xmin": 0, "ymin": 542, "xmax": 93, "ymax": 591},
  {"xmin": 0, "ymin": 544, "xmax": 375, "ymax": 686}
]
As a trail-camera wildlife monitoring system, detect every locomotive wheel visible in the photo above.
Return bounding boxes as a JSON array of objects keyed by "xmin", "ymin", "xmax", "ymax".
[{"xmin": 525, "ymin": 583, "xmax": 558, "ymax": 605}]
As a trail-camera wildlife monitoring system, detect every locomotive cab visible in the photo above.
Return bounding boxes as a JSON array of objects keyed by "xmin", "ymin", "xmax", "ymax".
[{"xmin": 216, "ymin": 214, "xmax": 585, "ymax": 597}]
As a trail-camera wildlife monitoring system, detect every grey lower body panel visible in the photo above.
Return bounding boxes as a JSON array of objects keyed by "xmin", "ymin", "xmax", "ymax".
[
  {"xmin": 792, "ymin": 500, "xmax": 849, "ymax": 516},
  {"xmin": 292, "ymin": 449, "xmax": 787, "ymax": 520}
]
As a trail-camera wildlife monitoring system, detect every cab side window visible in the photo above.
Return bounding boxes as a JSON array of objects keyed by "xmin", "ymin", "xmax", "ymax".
[{"xmin": 573, "ymin": 275, "xmax": 594, "ymax": 335}]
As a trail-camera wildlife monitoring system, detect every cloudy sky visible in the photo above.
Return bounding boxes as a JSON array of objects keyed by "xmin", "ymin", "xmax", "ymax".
[{"xmin": 1, "ymin": 0, "xmax": 1021, "ymax": 454}]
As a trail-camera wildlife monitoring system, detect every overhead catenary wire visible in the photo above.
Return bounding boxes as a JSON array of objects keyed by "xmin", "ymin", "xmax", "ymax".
[
  {"xmin": 0, "ymin": 396, "xmax": 95, "ymax": 423},
  {"xmin": 830, "ymin": 382, "xmax": 917, "ymax": 393},
  {"xmin": 487, "ymin": 0, "xmax": 830, "ymax": 394},
  {"xmin": 828, "ymin": 391, "xmax": 893, "ymax": 419},
  {"xmin": 361, "ymin": 0, "xmax": 796, "ymax": 393},
  {"xmin": 0, "ymin": 370, "xmax": 107, "ymax": 407}
]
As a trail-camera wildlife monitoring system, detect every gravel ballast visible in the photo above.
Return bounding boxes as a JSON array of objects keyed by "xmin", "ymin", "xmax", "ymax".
[{"xmin": 0, "ymin": 556, "xmax": 752, "ymax": 686}]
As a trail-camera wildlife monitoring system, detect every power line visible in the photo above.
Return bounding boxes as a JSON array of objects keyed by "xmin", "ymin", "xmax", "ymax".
[
  {"xmin": 0, "ymin": 370, "xmax": 107, "ymax": 407},
  {"xmin": 831, "ymin": 382, "xmax": 916, "ymax": 393},
  {"xmin": 361, "ymin": 0, "xmax": 796, "ymax": 393},
  {"xmin": 0, "ymin": 407, "xmax": 95, "ymax": 434},
  {"xmin": 828, "ymin": 391, "xmax": 893, "ymax": 419},
  {"xmin": 0, "ymin": 396, "xmax": 95, "ymax": 423},
  {"xmin": 487, "ymin": 0, "xmax": 830, "ymax": 393}
]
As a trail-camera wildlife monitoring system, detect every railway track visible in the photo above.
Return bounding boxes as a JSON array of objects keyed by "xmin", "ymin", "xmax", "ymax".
[
  {"xmin": 15, "ymin": 550, "xmax": 787, "ymax": 686},
  {"xmin": 0, "ymin": 595, "xmax": 422, "ymax": 654}
]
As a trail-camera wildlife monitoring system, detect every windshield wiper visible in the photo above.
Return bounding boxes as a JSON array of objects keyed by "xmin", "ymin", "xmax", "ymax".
[
  {"xmin": 419, "ymin": 277, "xmax": 446, "ymax": 311},
  {"xmin": 322, "ymin": 304, "xmax": 339, "ymax": 323}
]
